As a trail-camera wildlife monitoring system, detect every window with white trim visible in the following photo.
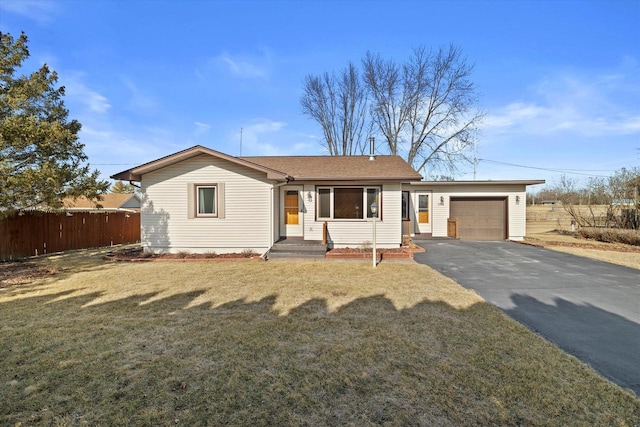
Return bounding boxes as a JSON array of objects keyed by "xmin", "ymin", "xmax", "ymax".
[
  {"xmin": 196, "ymin": 185, "xmax": 217, "ymax": 216},
  {"xmin": 402, "ymin": 191, "xmax": 410, "ymax": 220},
  {"xmin": 317, "ymin": 187, "xmax": 380, "ymax": 220}
]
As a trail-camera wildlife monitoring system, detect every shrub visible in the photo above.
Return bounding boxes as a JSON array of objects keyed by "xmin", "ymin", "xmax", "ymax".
[
  {"xmin": 359, "ymin": 241, "xmax": 372, "ymax": 252},
  {"xmin": 578, "ymin": 227, "xmax": 640, "ymax": 246},
  {"xmin": 175, "ymin": 251, "xmax": 191, "ymax": 259},
  {"xmin": 241, "ymin": 249, "xmax": 258, "ymax": 258}
]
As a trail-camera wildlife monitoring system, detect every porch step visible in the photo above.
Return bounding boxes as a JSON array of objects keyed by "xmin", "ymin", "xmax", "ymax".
[{"xmin": 267, "ymin": 238, "xmax": 327, "ymax": 260}]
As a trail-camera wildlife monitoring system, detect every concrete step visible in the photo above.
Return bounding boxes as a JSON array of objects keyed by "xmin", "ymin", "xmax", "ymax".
[
  {"xmin": 267, "ymin": 250, "xmax": 326, "ymax": 260},
  {"xmin": 271, "ymin": 239, "xmax": 326, "ymax": 253}
]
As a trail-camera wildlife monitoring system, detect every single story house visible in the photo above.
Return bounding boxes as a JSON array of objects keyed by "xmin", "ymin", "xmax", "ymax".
[{"xmin": 111, "ymin": 145, "xmax": 543, "ymax": 255}]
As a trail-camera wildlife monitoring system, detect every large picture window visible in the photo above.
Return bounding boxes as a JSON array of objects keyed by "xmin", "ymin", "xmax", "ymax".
[
  {"xmin": 334, "ymin": 188, "xmax": 363, "ymax": 219},
  {"xmin": 317, "ymin": 187, "xmax": 380, "ymax": 220}
]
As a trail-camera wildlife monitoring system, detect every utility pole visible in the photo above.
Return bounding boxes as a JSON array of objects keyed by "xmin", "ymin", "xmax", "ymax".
[{"xmin": 240, "ymin": 127, "xmax": 243, "ymax": 156}]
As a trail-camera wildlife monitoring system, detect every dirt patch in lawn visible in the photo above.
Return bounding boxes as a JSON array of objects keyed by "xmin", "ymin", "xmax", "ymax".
[{"xmin": 0, "ymin": 262, "xmax": 57, "ymax": 288}]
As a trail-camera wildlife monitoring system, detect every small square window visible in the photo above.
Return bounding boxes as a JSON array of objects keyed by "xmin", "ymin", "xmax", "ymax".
[{"xmin": 197, "ymin": 186, "xmax": 216, "ymax": 216}]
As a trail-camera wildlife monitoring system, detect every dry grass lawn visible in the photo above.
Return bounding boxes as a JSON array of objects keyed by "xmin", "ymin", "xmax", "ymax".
[
  {"xmin": 1, "ymin": 248, "xmax": 638, "ymax": 425},
  {"xmin": 527, "ymin": 205, "xmax": 640, "ymax": 270}
]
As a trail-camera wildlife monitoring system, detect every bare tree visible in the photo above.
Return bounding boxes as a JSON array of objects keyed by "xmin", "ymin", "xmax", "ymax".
[
  {"xmin": 301, "ymin": 62, "xmax": 368, "ymax": 155},
  {"xmin": 552, "ymin": 169, "xmax": 640, "ymax": 230},
  {"xmin": 363, "ymin": 45, "xmax": 485, "ymax": 173}
]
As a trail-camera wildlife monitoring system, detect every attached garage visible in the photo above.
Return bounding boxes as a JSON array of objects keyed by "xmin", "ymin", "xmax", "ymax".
[
  {"xmin": 450, "ymin": 197, "xmax": 507, "ymax": 240},
  {"xmin": 402, "ymin": 180, "xmax": 545, "ymax": 241}
]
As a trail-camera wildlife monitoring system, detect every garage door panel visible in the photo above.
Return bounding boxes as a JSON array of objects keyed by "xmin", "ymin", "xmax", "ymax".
[{"xmin": 450, "ymin": 198, "xmax": 506, "ymax": 240}]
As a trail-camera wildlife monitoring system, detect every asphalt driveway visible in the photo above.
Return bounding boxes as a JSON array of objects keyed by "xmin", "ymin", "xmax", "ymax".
[{"xmin": 414, "ymin": 239, "xmax": 640, "ymax": 395}]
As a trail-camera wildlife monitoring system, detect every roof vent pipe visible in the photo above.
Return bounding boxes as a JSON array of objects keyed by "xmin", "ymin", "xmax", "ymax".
[{"xmin": 368, "ymin": 137, "xmax": 376, "ymax": 161}]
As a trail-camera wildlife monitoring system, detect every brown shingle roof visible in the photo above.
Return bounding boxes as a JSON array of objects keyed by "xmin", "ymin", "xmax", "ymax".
[
  {"xmin": 110, "ymin": 145, "xmax": 422, "ymax": 182},
  {"xmin": 241, "ymin": 155, "xmax": 422, "ymax": 181}
]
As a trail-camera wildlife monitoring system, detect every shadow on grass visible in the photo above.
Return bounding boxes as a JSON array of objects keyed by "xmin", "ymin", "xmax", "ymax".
[
  {"xmin": 506, "ymin": 294, "xmax": 640, "ymax": 396},
  {"xmin": 0, "ymin": 245, "xmax": 131, "ymax": 291},
  {"xmin": 1, "ymin": 287, "xmax": 638, "ymax": 426}
]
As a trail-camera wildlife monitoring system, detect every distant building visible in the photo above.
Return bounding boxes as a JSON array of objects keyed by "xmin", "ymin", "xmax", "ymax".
[{"xmin": 62, "ymin": 194, "xmax": 140, "ymax": 212}]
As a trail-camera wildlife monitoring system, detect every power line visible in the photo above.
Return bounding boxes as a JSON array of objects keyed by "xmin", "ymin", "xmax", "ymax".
[{"xmin": 477, "ymin": 158, "xmax": 613, "ymax": 178}]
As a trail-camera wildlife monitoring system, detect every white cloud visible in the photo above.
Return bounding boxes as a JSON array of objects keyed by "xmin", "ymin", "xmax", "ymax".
[
  {"xmin": 221, "ymin": 118, "xmax": 318, "ymax": 156},
  {"xmin": 485, "ymin": 67, "xmax": 640, "ymax": 138},
  {"xmin": 218, "ymin": 52, "xmax": 268, "ymax": 79},
  {"xmin": 196, "ymin": 49, "xmax": 272, "ymax": 81},
  {"xmin": 2, "ymin": 0, "xmax": 58, "ymax": 23},
  {"xmin": 60, "ymin": 74, "xmax": 111, "ymax": 114},
  {"xmin": 236, "ymin": 119, "xmax": 286, "ymax": 155},
  {"xmin": 194, "ymin": 121, "xmax": 211, "ymax": 136},
  {"xmin": 121, "ymin": 77, "xmax": 160, "ymax": 113}
]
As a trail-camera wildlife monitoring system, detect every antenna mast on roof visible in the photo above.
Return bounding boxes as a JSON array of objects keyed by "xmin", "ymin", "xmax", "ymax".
[
  {"xmin": 473, "ymin": 141, "xmax": 478, "ymax": 180},
  {"xmin": 240, "ymin": 127, "xmax": 243, "ymax": 156}
]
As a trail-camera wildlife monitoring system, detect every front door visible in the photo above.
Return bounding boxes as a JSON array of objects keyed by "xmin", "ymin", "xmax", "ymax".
[{"xmin": 281, "ymin": 186, "xmax": 303, "ymax": 237}]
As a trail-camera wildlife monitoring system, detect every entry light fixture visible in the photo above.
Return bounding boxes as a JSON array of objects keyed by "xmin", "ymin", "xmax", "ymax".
[
  {"xmin": 516, "ymin": 195, "xmax": 520, "ymax": 205},
  {"xmin": 307, "ymin": 191, "xmax": 312, "ymax": 202},
  {"xmin": 440, "ymin": 196, "xmax": 444, "ymax": 205}
]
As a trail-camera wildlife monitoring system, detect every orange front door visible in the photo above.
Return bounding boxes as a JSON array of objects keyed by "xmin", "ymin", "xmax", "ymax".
[
  {"xmin": 282, "ymin": 188, "xmax": 303, "ymax": 237},
  {"xmin": 285, "ymin": 191, "xmax": 299, "ymax": 225}
]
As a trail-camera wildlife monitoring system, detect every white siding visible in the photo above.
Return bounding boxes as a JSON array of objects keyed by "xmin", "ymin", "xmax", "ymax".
[
  {"xmin": 301, "ymin": 182, "xmax": 403, "ymax": 248},
  {"xmin": 141, "ymin": 155, "xmax": 273, "ymax": 254},
  {"xmin": 404, "ymin": 184, "xmax": 528, "ymax": 240}
]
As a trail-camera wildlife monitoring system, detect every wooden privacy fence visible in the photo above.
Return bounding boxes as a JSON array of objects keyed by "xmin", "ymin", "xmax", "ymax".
[{"xmin": 0, "ymin": 211, "xmax": 140, "ymax": 261}]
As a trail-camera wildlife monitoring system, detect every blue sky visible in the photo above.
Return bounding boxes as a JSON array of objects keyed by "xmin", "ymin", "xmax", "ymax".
[{"xmin": 2, "ymin": 0, "xmax": 639, "ymax": 189}]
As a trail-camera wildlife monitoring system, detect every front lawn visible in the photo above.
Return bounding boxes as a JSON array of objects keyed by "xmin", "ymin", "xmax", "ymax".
[{"xmin": 1, "ymin": 249, "xmax": 638, "ymax": 425}]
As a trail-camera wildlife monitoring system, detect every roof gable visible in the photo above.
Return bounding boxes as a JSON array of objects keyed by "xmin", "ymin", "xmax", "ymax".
[{"xmin": 111, "ymin": 146, "xmax": 289, "ymax": 181}]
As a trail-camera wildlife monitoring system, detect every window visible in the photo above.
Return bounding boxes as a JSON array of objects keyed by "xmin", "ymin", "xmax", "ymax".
[
  {"xmin": 197, "ymin": 185, "xmax": 217, "ymax": 216},
  {"xmin": 317, "ymin": 187, "xmax": 381, "ymax": 220},
  {"xmin": 366, "ymin": 188, "xmax": 379, "ymax": 218},
  {"xmin": 334, "ymin": 188, "xmax": 362, "ymax": 219},
  {"xmin": 402, "ymin": 191, "xmax": 410, "ymax": 220},
  {"xmin": 418, "ymin": 194, "xmax": 429, "ymax": 223},
  {"xmin": 318, "ymin": 188, "xmax": 331, "ymax": 218}
]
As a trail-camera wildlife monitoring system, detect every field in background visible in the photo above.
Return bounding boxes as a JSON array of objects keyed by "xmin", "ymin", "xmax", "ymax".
[
  {"xmin": 526, "ymin": 204, "xmax": 610, "ymax": 234},
  {"xmin": 526, "ymin": 205, "xmax": 640, "ymax": 270}
]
